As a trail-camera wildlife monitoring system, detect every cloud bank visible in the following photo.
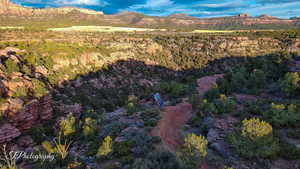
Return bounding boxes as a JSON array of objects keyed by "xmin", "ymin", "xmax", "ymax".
[{"xmin": 12, "ymin": 0, "xmax": 300, "ymax": 18}]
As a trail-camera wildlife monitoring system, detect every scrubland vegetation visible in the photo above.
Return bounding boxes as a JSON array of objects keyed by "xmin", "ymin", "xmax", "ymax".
[{"xmin": 0, "ymin": 29, "xmax": 299, "ymax": 169}]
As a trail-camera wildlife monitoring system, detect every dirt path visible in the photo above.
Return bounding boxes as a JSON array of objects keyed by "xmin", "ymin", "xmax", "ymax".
[
  {"xmin": 151, "ymin": 102, "xmax": 192, "ymax": 150},
  {"xmin": 150, "ymin": 74, "xmax": 223, "ymax": 150}
]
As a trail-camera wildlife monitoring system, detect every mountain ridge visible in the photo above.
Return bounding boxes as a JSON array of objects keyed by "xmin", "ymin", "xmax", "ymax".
[
  {"xmin": 1, "ymin": 0, "xmax": 300, "ymax": 29},
  {"xmin": 0, "ymin": 0, "xmax": 104, "ymax": 16}
]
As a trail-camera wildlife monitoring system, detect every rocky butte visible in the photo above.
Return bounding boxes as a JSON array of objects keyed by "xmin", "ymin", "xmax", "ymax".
[{"xmin": 0, "ymin": 0, "xmax": 104, "ymax": 16}]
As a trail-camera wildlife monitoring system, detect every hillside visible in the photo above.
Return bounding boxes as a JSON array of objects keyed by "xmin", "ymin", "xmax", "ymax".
[
  {"xmin": 0, "ymin": 0, "xmax": 300, "ymax": 29},
  {"xmin": 0, "ymin": 29, "xmax": 299, "ymax": 169},
  {"xmin": 0, "ymin": 0, "xmax": 104, "ymax": 16}
]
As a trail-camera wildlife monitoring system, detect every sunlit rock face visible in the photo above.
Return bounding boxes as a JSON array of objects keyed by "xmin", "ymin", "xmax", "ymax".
[{"xmin": 0, "ymin": 0, "xmax": 104, "ymax": 16}]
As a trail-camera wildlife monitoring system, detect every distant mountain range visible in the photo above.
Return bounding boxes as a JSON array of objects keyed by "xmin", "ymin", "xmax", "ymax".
[
  {"xmin": 1, "ymin": 0, "xmax": 300, "ymax": 29},
  {"xmin": 0, "ymin": 0, "xmax": 104, "ymax": 16}
]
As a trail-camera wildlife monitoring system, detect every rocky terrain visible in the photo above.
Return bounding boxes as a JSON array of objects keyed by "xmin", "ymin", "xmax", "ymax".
[
  {"xmin": 0, "ymin": 32, "xmax": 299, "ymax": 145},
  {"xmin": 0, "ymin": 29, "xmax": 299, "ymax": 169},
  {"xmin": 0, "ymin": 0, "xmax": 104, "ymax": 16}
]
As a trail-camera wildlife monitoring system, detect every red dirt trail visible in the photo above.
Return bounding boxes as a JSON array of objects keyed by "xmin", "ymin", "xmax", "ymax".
[{"xmin": 151, "ymin": 102, "xmax": 193, "ymax": 150}]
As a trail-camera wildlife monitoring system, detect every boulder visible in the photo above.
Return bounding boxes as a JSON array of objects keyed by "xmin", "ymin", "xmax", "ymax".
[
  {"xmin": 38, "ymin": 95, "xmax": 53, "ymax": 120},
  {"xmin": 200, "ymin": 117, "xmax": 215, "ymax": 131},
  {"xmin": 0, "ymin": 123, "xmax": 21, "ymax": 143},
  {"xmin": 106, "ymin": 108, "xmax": 127, "ymax": 119},
  {"xmin": 17, "ymin": 136, "xmax": 35, "ymax": 148},
  {"xmin": 234, "ymin": 94, "xmax": 258, "ymax": 104},
  {"xmin": 59, "ymin": 103, "xmax": 82, "ymax": 119},
  {"xmin": 210, "ymin": 142, "xmax": 229, "ymax": 158},
  {"xmin": 207, "ymin": 129, "xmax": 220, "ymax": 143},
  {"xmin": 8, "ymin": 101, "xmax": 38, "ymax": 131},
  {"xmin": 6, "ymin": 95, "xmax": 53, "ymax": 131},
  {"xmin": 289, "ymin": 61, "xmax": 300, "ymax": 73}
]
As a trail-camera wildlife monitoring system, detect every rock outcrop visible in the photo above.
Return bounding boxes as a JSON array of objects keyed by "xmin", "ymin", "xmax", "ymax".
[
  {"xmin": 0, "ymin": 47, "xmax": 53, "ymax": 144},
  {"xmin": 6, "ymin": 95, "xmax": 53, "ymax": 131},
  {"xmin": 238, "ymin": 13, "xmax": 250, "ymax": 18},
  {"xmin": 0, "ymin": 0, "xmax": 103, "ymax": 16},
  {"xmin": 0, "ymin": 123, "xmax": 21, "ymax": 143}
]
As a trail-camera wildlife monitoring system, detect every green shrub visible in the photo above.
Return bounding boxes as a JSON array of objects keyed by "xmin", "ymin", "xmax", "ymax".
[
  {"xmin": 159, "ymin": 81, "xmax": 189, "ymax": 98},
  {"xmin": 140, "ymin": 108, "xmax": 160, "ymax": 127},
  {"xmin": 170, "ymin": 82, "xmax": 189, "ymax": 98},
  {"xmin": 60, "ymin": 114, "xmax": 76, "ymax": 137},
  {"xmin": 127, "ymin": 102, "xmax": 137, "ymax": 115},
  {"xmin": 279, "ymin": 141, "xmax": 300, "ymax": 160},
  {"xmin": 188, "ymin": 94, "xmax": 201, "ymax": 108},
  {"xmin": 113, "ymin": 141, "xmax": 134, "ymax": 157},
  {"xmin": 127, "ymin": 95, "xmax": 138, "ymax": 115},
  {"xmin": 200, "ymin": 95, "xmax": 236, "ymax": 114},
  {"xmin": 218, "ymin": 67, "xmax": 248, "ymax": 94},
  {"xmin": 42, "ymin": 135, "xmax": 72, "ymax": 160},
  {"xmin": 244, "ymin": 99, "xmax": 267, "ymax": 115},
  {"xmin": 42, "ymin": 141, "xmax": 55, "ymax": 153},
  {"xmin": 132, "ymin": 150, "xmax": 184, "ymax": 169},
  {"xmin": 223, "ymin": 167, "xmax": 234, "ymax": 169},
  {"xmin": 242, "ymin": 118, "xmax": 273, "ymax": 140},
  {"xmin": 228, "ymin": 118, "xmax": 279, "ymax": 158},
  {"xmin": 12, "ymin": 86, "xmax": 28, "ymax": 99},
  {"xmin": 218, "ymin": 67, "xmax": 269, "ymax": 95},
  {"xmin": 286, "ymin": 129, "xmax": 300, "ymax": 139},
  {"xmin": 20, "ymin": 64, "xmax": 32, "ymax": 76},
  {"xmin": 204, "ymin": 85, "xmax": 221, "ymax": 101},
  {"xmin": 177, "ymin": 133, "xmax": 208, "ymax": 168},
  {"xmin": 82, "ymin": 117, "xmax": 97, "ymax": 138},
  {"xmin": 228, "ymin": 131, "xmax": 279, "ymax": 159},
  {"xmin": 248, "ymin": 69, "xmax": 268, "ymax": 90},
  {"xmin": 214, "ymin": 94, "xmax": 236, "ymax": 114},
  {"xmin": 280, "ymin": 72, "xmax": 300, "ymax": 96},
  {"xmin": 32, "ymin": 78, "xmax": 47, "ymax": 97},
  {"xmin": 263, "ymin": 103, "xmax": 300, "ymax": 127},
  {"xmin": 188, "ymin": 115, "xmax": 204, "ymax": 128},
  {"xmin": 27, "ymin": 122, "xmax": 55, "ymax": 142},
  {"xmin": 96, "ymin": 136, "xmax": 113, "ymax": 157},
  {"xmin": 198, "ymin": 99, "xmax": 217, "ymax": 114},
  {"xmin": 128, "ymin": 95, "xmax": 138, "ymax": 105},
  {"xmin": 4, "ymin": 58, "xmax": 19, "ymax": 75}
]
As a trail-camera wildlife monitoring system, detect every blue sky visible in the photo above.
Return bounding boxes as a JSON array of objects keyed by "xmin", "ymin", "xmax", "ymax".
[{"xmin": 12, "ymin": 0, "xmax": 300, "ymax": 18}]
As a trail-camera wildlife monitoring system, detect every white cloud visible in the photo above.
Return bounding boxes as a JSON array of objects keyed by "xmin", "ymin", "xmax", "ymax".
[
  {"xmin": 195, "ymin": 1, "xmax": 247, "ymax": 8},
  {"xmin": 16, "ymin": 0, "xmax": 108, "ymax": 6},
  {"xmin": 54, "ymin": 0, "xmax": 108, "ymax": 6},
  {"xmin": 130, "ymin": 0, "xmax": 174, "ymax": 9}
]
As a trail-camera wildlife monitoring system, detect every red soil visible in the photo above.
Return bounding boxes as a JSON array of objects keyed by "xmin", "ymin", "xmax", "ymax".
[{"xmin": 151, "ymin": 102, "xmax": 192, "ymax": 150}]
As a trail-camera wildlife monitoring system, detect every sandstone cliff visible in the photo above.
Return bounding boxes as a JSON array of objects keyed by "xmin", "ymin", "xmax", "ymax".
[{"xmin": 0, "ymin": 0, "xmax": 103, "ymax": 16}]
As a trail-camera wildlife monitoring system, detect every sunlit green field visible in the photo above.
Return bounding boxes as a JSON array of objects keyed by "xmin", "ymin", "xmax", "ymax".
[
  {"xmin": 192, "ymin": 30, "xmax": 236, "ymax": 33},
  {"xmin": 48, "ymin": 26, "xmax": 167, "ymax": 32},
  {"xmin": 0, "ymin": 26, "xmax": 24, "ymax": 29}
]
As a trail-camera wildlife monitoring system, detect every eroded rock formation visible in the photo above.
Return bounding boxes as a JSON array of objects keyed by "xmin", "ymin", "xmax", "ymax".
[
  {"xmin": 0, "ymin": 47, "xmax": 53, "ymax": 145},
  {"xmin": 0, "ymin": 123, "xmax": 21, "ymax": 143},
  {"xmin": 0, "ymin": 0, "xmax": 103, "ymax": 16}
]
